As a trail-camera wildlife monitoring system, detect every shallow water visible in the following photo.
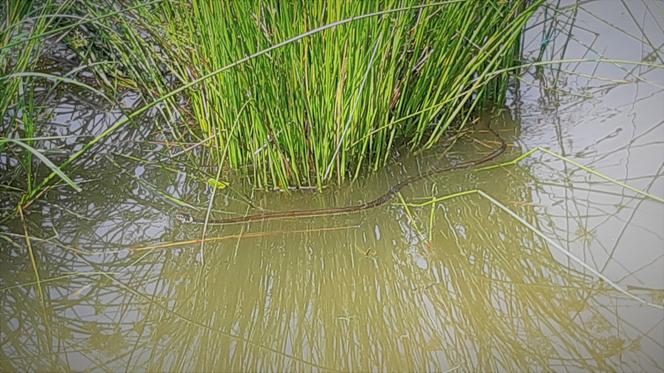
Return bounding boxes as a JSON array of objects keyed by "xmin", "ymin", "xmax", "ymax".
[{"xmin": 1, "ymin": 1, "xmax": 663, "ymax": 371}]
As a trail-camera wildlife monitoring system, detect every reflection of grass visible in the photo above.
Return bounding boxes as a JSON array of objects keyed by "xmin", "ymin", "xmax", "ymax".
[
  {"xmin": 135, "ymin": 199, "xmax": 657, "ymax": 370},
  {"xmin": 4, "ymin": 118, "xmax": 661, "ymax": 368},
  {"xmin": 2, "ymin": 149, "xmax": 661, "ymax": 370},
  {"xmin": 401, "ymin": 143, "xmax": 664, "ymax": 309},
  {"xmin": 4, "ymin": 135, "xmax": 662, "ymax": 370},
  {"xmin": 476, "ymin": 146, "xmax": 664, "ymax": 203},
  {"xmin": 405, "ymin": 188, "xmax": 663, "ymax": 310},
  {"xmin": 2, "ymin": 108, "xmax": 662, "ymax": 371},
  {"xmin": 393, "ymin": 185, "xmax": 661, "ymax": 370}
]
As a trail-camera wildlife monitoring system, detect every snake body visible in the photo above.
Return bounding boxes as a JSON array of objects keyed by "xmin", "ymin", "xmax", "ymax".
[{"xmin": 176, "ymin": 127, "xmax": 506, "ymax": 226}]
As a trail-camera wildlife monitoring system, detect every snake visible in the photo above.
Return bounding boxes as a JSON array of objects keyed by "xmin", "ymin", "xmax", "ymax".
[{"xmin": 175, "ymin": 126, "xmax": 506, "ymax": 226}]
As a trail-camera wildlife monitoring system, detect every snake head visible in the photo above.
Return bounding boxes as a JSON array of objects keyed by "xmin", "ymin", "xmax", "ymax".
[{"xmin": 175, "ymin": 212, "xmax": 193, "ymax": 223}]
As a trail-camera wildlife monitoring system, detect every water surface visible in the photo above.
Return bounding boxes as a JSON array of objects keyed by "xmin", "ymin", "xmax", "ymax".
[{"xmin": 1, "ymin": 1, "xmax": 663, "ymax": 371}]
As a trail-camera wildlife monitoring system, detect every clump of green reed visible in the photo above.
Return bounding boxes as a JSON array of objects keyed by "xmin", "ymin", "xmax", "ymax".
[
  {"xmin": 1, "ymin": 0, "xmax": 50, "ymax": 143},
  {"xmin": 71, "ymin": 0, "xmax": 542, "ymax": 189}
]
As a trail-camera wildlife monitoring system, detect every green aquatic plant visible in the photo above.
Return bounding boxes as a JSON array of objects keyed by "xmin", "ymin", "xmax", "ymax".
[
  {"xmin": 71, "ymin": 0, "xmax": 541, "ymax": 189},
  {"xmin": 0, "ymin": 0, "xmax": 119, "ymax": 209},
  {"xmin": 8, "ymin": 1, "xmax": 661, "ymax": 211},
  {"xmin": 1, "ymin": 0, "xmax": 67, "ymax": 199},
  {"xmin": 0, "ymin": 137, "xmax": 81, "ymax": 192}
]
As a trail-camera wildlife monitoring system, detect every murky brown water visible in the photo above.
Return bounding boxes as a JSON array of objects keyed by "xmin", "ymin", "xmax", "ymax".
[{"xmin": 1, "ymin": 1, "xmax": 663, "ymax": 371}]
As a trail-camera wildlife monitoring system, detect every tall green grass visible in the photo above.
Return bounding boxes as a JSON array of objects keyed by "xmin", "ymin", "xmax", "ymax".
[
  {"xmin": 187, "ymin": 0, "xmax": 535, "ymax": 188},
  {"xmin": 1, "ymin": 0, "xmax": 78, "ymax": 205},
  {"xmin": 1, "ymin": 1, "xmax": 172, "ymax": 212},
  {"xmin": 72, "ymin": 0, "xmax": 542, "ymax": 189}
]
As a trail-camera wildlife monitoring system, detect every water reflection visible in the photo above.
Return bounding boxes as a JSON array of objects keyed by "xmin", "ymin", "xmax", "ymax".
[{"xmin": 1, "ymin": 109, "xmax": 660, "ymax": 371}]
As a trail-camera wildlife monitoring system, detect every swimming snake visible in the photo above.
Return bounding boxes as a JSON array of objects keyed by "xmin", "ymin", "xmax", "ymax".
[{"xmin": 175, "ymin": 126, "xmax": 506, "ymax": 226}]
